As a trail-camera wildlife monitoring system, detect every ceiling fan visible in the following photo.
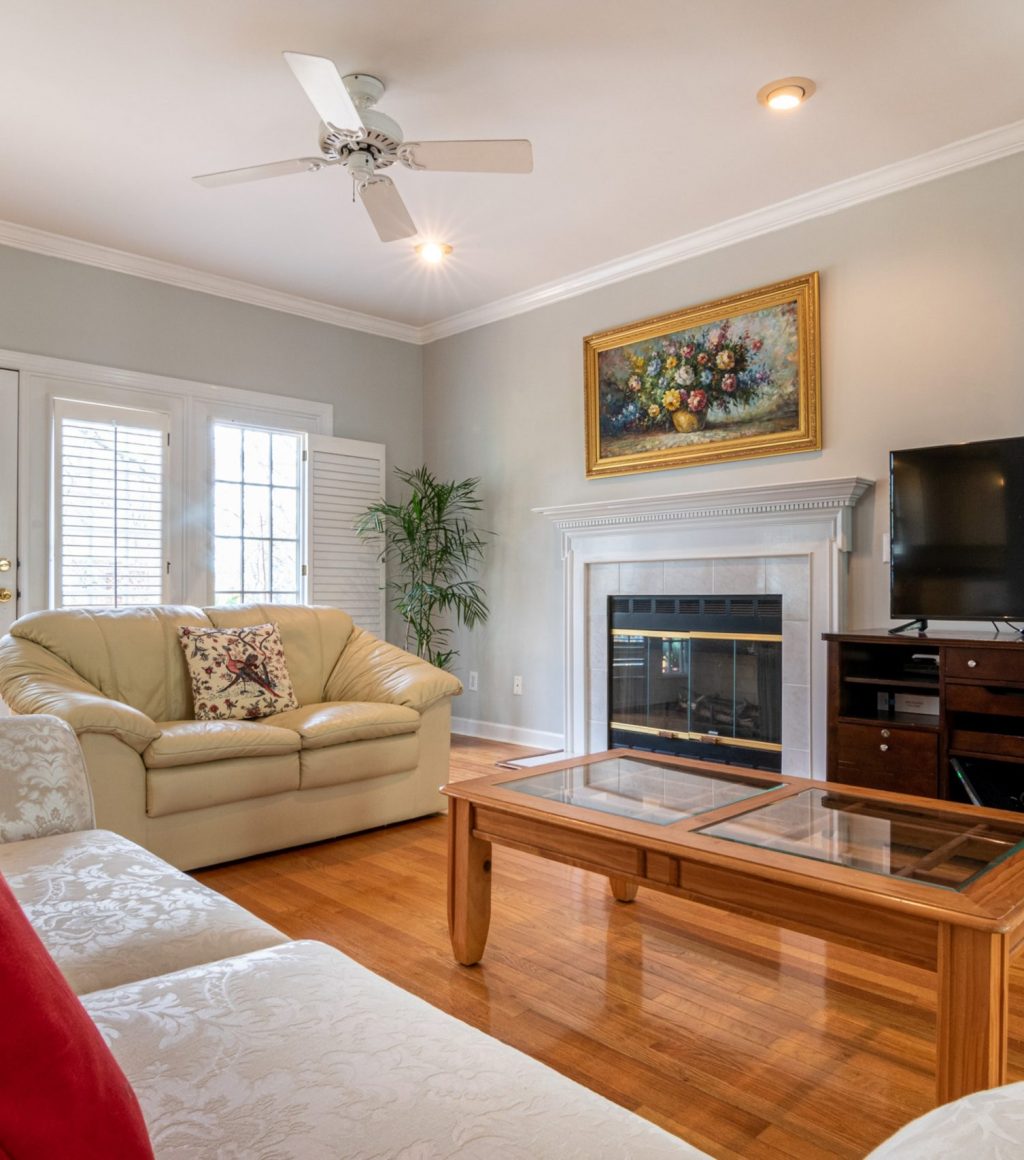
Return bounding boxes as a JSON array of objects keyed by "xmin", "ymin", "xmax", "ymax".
[{"xmin": 194, "ymin": 52, "xmax": 533, "ymax": 243}]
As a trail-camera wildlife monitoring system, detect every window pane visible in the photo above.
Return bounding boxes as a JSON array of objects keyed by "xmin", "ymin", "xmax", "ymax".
[
  {"xmin": 272, "ymin": 541, "xmax": 298, "ymax": 596},
  {"xmin": 215, "ymin": 482, "xmax": 242, "ymax": 537},
  {"xmin": 272, "ymin": 433, "xmax": 300, "ymax": 486},
  {"xmin": 272, "ymin": 487, "xmax": 298, "ymax": 540},
  {"xmin": 211, "ymin": 421, "xmax": 305, "ymax": 606},
  {"xmin": 214, "ymin": 425, "xmax": 242, "ymax": 481},
  {"xmin": 243, "ymin": 539, "xmax": 271, "ymax": 591},
  {"xmin": 215, "ymin": 537, "xmax": 241, "ymax": 591},
  {"xmin": 243, "ymin": 429, "xmax": 271, "ymax": 485},
  {"xmin": 243, "ymin": 484, "xmax": 271, "ymax": 538}
]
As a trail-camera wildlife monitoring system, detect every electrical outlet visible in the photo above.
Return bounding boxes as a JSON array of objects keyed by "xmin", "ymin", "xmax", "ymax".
[
  {"xmin": 468, "ymin": 671, "xmax": 479, "ymax": 691},
  {"xmin": 512, "ymin": 675, "xmax": 523, "ymax": 695}
]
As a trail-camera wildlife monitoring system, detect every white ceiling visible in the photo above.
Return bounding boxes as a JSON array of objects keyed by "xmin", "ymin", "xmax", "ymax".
[{"xmin": 2, "ymin": 0, "xmax": 1023, "ymax": 334}]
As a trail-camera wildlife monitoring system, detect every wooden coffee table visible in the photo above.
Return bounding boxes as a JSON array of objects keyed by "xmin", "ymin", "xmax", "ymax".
[{"xmin": 444, "ymin": 750, "xmax": 1024, "ymax": 1106}]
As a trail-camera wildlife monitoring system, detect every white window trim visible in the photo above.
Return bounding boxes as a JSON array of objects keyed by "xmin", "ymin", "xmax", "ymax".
[{"xmin": 13, "ymin": 348, "xmax": 332, "ymax": 615}]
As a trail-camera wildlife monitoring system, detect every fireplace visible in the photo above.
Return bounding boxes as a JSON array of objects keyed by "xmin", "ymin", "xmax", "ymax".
[{"xmin": 608, "ymin": 594, "xmax": 782, "ymax": 771}]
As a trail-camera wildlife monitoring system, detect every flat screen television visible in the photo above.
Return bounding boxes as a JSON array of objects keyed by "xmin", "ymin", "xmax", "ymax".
[{"xmin": 890, "ymin": 436, "xmax": 1024, "ymax": 625}]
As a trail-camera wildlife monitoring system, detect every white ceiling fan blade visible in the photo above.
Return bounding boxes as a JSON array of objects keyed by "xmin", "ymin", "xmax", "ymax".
[
  {"xmin": 193, "ymin": 157, "xmax": 331, "ymax": 188},
  {"xmin": 400, "ymin": 139, "xmax": 533, "ymax": 173},
  {"xmin": 283, "ymin": 52, "xmax": 364, "ymax": 129},
  {"xmin": 358, "ymin": 178, "xmax": 417, "ymax": 242}
]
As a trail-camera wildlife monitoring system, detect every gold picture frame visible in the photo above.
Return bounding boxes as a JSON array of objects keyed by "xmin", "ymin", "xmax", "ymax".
[{"xmin": 584, "ymin": 272, "xmax": 821, "ymax": 478}]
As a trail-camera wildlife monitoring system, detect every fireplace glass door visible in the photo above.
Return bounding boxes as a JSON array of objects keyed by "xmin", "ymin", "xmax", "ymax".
[{"xmin": 609, "ymin": 595, "xmax": 782, "ymax": 770}]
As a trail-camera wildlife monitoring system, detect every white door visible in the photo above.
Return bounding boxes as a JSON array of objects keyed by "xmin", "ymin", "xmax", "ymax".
[
  {"xmin": 0, "ymin": 369, "xmax": 18, "ymax": 713},
  {"xmin": 0, "ymin": 369, "xmax": 17, "ymax": 637}
]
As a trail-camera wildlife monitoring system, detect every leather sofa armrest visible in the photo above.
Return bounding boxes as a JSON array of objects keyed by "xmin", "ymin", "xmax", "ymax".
[
  {"xmin": 324, "ymin": 628, "xmax": 463, "ymax": 713},
  {"xmin": 0, "ymin": 635, "xmax": 160, "ymax": 753}
]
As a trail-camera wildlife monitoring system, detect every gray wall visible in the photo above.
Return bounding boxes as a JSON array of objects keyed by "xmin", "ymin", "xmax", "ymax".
[
  {"xmin": 423, "ymin": 151, "xmax": 1024, "ymax": 738},
  {"xmin": 0, "ymin": 245, "xmax": 423, "ymax": 464}
]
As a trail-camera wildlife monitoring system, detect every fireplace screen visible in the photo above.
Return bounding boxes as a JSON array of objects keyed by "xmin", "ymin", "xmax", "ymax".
[{"xmin": 609, "ymin": 595, "xmax": 782, "ymax": 770}]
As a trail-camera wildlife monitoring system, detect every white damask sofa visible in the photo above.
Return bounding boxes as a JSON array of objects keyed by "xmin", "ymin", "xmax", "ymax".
[
  {"xmin": 0, "ymin": 715, "xmax": 710, "ymax": 1159},
  {"xmin": 0, "ymin": 603, "xmax": 461, "ymax": 870}
]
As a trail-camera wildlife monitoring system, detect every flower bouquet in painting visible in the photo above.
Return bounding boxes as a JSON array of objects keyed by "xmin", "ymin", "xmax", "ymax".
[{"xmin": 583, "ymin": 275, "xmax": 820, "ymax": 477}]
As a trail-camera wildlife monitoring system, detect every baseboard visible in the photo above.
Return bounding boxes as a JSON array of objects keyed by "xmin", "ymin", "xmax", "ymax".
[{"xmin": 450, "ymin": 716, "xmax": 564, "ymax": 751}]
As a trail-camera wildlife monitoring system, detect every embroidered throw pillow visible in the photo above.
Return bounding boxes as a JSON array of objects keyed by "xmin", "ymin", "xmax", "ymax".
[{"xmin": 179, "ymin": 623, "xmax": 298, "ymax": 720}]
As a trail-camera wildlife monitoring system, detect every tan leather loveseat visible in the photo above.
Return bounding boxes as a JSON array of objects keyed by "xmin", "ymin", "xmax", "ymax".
[{"xmin": 0, "ymin": 604, "xmax": 462, "ymax": 870}]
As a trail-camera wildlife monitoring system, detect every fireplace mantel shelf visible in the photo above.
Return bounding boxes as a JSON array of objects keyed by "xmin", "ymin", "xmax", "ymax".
[{"xmin": 533, "ymin": 477, "xmax": 872, "ymax": 531}]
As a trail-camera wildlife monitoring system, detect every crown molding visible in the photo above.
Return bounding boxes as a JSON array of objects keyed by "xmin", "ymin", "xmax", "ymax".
[
  {"xmin": 420, "ymin": 117, "xmax": 1024, "ymax": 343},
  {"xmin": 0, "ymin": 219, "xmax": 422, "ymax": 344},
  {"xmin": 1, "ymin": 118, "xmax": 1022, "ymax": 348}
]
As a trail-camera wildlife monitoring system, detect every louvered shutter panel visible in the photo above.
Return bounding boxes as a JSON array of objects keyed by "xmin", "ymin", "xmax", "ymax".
[
  {"xmin": 53, "ymin": 402, "xmax": 168, "ymax": 607},
  {"xmin": 306, "ymin": 434, "xmax": 386, "ymax": 637}
]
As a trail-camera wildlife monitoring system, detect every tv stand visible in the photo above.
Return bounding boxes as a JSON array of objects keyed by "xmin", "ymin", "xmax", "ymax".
[
  {"xmin": 825, "ymin": 628, "xmax": 1024, "ymax": 806},
  {"xmin": 888, "ymin": 618, "xmax": 929, "ymax": 635}
]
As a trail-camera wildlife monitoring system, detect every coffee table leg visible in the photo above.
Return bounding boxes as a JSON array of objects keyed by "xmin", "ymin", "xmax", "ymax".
[
  {"xmin": 936, "ymin": 925, "xmax": 1009, "ymax": 1104},
  {"xmin": 609, "ymin": 876, "xmax": 638, "ymax": 902},
  {"xmin": 447, "ymin": 797, "xmax": 492, "ymax": 965}
]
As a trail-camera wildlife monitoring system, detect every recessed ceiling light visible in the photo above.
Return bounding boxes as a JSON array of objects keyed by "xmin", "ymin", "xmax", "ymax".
[
  {"xmin": 415, "ymin": 242, "xmax": 453, "ymax": 264},
  {"xmin": 757, "ymin": 77, "xmax": 816, "ymax": 111}
]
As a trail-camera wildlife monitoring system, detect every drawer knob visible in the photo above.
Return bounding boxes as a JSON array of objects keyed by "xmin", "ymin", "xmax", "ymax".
[
  {"xmin": 967, "ymin": 658, "xmax": 978, "ymax": 668},
  {"xmin": 880, "ymin": 728, "xmax": 891, "ymax": 738},
  {"xmin": 879, "ymin": 743, "xmax": 889, "ymax": 752}
]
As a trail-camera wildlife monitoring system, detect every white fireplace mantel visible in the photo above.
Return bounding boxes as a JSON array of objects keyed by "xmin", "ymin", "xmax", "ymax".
[{"xmin": 534, "ymin": 477, "xmax": 873, "ymax": 774}]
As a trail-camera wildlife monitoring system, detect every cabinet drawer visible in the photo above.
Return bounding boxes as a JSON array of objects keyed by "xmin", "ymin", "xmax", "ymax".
[
  {"xmin": 833, "ymin": 723, "xmax": 937, "ymax": 798},
  {"xmin": 949, "ymin": 727, "xmax": 1024, "ymax": 761},
  {"xmin": 945, "ymin": 682, "xmax": 1024, "ymax": 718},
  {"xmin": 945, "ymin": 647, "xmax": 1024, "ymax": 684}
]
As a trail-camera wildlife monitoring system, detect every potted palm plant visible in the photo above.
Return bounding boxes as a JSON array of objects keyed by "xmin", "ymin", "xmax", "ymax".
[{"xmin": 355, "ymin": 466, "xmax": 489, "ymax": 671}]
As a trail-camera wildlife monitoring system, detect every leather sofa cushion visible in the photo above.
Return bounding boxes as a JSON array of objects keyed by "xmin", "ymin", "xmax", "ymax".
[
  {"xmin": 0, "ymin": 829, "xmax": 288, "ymax": 994},
  {"xmin": 8, "ymin": 605, "xmax": 212, "ymax": 722},
  {"xmin": 145, "ymin": 721, "xmax": 301, "ymax": 769},
  {"xmin": 299, "ymin": 733, "xmax": 420, "ymax": 789},
  {"xmin": 205, "ymin": 605, "xmax": 355, "ymax": 709},
  {"xmin": 147, "ymin": 754, "xmax": 300, "ymax": 817},
  {"xmin": 266, "ymin": 702, "xmax": 421, "ymax": 749}
]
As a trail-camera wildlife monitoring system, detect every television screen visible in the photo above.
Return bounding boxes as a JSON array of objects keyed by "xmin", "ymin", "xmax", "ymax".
[{"xmin": 890, "ymin": 436, "xmax": 1024, "ymax": 621}]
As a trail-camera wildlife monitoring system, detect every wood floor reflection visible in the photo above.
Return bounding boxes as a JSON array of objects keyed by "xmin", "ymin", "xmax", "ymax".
[{"xmin": 195, "ymin": 735, "xmax": 1024, "ymax": 1159}]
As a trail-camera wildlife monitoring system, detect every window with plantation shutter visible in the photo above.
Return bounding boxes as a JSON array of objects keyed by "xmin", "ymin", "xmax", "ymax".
[
  {"xmin": 53, "ymin": 400, "xmax": 168, "ymax": 608},
  {"xmin": 306, "ymin": 434, "xmax": 386, "ymax": 637}
]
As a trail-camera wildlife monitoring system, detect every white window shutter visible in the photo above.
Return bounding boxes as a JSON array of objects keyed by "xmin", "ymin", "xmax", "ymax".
[
  {"xmin": 52, "ymin": 400, "xmax": 169, "ymax": 608},
  {"xmin": 306, "ymin": 434, "xmax": 386, "ymax": 637}
]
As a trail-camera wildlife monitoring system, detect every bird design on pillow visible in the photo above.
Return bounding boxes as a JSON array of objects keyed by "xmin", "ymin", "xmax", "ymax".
[{"xmin": 219, "ymin": 649, "xmax": 282, "ymax": 698}]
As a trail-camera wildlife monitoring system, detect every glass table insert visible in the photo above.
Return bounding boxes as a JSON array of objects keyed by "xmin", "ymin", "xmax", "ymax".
[
  {"xmin": 697, "ymin": 787, "xmax": 1024, "ymax": 890},
  {"xmin": 502, "ymin": 755, "xmax": 783, "ymax": 826}
]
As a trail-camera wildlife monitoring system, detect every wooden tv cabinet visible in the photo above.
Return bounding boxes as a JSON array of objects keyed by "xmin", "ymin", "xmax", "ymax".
[{"xmin": 825, "ymin": 629, "xmax": 1024, "ymax": 804}]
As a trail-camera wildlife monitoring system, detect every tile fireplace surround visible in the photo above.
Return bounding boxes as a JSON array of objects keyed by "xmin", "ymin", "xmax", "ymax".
[{"xmin": 535, "ymin": 478, "xmax": 872, "ymax": 777}]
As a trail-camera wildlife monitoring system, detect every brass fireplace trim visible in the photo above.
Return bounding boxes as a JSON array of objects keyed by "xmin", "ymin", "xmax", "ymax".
[
  {"xmin": 611, "ymin": 628, "xmax": 783, "ymax": 643},
  {"xmin": 609, "ymin": 721, "xmax": 783, "ymax": 753}
]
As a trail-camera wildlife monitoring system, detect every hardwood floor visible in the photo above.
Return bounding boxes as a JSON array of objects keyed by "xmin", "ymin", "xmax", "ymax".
[{"xmin": 195, "ymin": 736, "xmax": 1024, "ymax": 1159}]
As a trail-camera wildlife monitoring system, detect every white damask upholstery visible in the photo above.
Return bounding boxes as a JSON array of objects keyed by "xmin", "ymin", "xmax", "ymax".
[
  {"xmin": 0, "ymin": 713, "xmax": 94, "ymax": 842},
  {"xmin": 0, "ymin": 828, "xmax": 287, "ymax": 994},
  {"xmin": 85, "ymin": 941, "xmax": 706, "ymax": 1160},
  {"xmin": 866, "ymin": 1081, "xmax": 1024, "ymax": 1158}
]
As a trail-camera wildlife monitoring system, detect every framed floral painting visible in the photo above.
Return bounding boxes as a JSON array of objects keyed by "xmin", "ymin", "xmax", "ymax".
[{"xmin": 583, "ymin": 272, "xmax": 821, "ymax": 478}]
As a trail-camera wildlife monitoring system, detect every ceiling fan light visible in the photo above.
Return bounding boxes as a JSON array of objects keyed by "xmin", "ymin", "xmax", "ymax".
[
  {"xmin": 415, "ymin": 242, "xmax": 453, "ymax": 264},
  {"xmin": 757, "ymin": 77, "xmax": 816, "ymax": 111}
]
